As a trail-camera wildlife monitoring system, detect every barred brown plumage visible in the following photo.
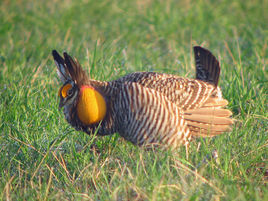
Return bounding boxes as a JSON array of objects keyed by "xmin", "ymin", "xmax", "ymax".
[
  {"xmin": 52, "ymin": 46, "xmax": 233, "ymax": 149},
  {"xmin": 116, "ymin": 82, "xmax": 190, "ymax": 147}
]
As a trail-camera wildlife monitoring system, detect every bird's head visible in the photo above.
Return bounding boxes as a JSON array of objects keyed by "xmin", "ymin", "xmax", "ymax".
[
  {"xmin": 52, "ymin": 50, "xmax": 86, "ymax": 109},
  {"xmin": 52, "ymin": 50, "xmax": 107, "ymax": 125}
]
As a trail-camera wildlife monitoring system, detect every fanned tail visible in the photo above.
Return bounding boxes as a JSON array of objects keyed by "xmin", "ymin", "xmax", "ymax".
[{"xmin": 184, "ymin": 97, "xmax": 233, "ymax": 137}]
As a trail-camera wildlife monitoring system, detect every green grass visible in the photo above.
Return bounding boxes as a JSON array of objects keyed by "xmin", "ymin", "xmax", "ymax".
[{"xmin": 0, "ymin": 0, "xmax": 267, "ymax": 200}]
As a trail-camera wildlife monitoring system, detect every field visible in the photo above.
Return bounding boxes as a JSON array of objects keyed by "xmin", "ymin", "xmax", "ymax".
[{"xmin": 0, "ymin": 0, "xmax": 267, "ymax": 200}]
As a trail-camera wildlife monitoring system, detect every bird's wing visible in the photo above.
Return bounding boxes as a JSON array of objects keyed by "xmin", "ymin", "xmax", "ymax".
[
  {"xmin": 114, "ymin": 72, "xmax": 216, "ymax": 110},
  {"xmin": 115, "ymin": 82, "xmax": 190, "ymax": 148}
]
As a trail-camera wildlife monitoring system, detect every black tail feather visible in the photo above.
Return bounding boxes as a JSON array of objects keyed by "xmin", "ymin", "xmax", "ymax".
[{"xmin": 194, "ymin": 46, "xmax": 220, "ymax": 86}]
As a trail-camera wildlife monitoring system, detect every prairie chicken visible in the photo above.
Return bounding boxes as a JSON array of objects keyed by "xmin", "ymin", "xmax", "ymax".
[{"xmin": 53, "ymin": 46, "xmax": 233, "ymax": 148}]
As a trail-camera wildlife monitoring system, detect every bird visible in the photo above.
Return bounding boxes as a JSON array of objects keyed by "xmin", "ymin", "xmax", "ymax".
[{"xmin": 52, "ymin": 46, "xmax": 233, "ymax": 149}]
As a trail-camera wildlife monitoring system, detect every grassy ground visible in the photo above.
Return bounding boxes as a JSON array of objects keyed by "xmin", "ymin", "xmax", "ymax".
[{"xmin": 0, "ymin": 0, "xmax": 267, "ymax": 200}]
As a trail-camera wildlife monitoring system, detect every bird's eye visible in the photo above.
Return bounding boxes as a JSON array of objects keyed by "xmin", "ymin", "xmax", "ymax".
[{"xmin": 67, "ymin": 88, "xmax": 73, "ymax": 96}]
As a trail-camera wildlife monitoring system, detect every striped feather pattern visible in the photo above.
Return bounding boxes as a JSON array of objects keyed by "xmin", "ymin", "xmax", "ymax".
[
  {"xmin": 115, "ymin": 72, "xmax": 216, "ymax": 110},
  {"xmin": 116, "ymin": 82, "xmax": 190, "ymax": 147}
]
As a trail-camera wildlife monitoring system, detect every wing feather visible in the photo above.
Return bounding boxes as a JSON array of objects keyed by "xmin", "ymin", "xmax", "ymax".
[{"xmin": 116, "ymin": 82, "xmax": 190, "ymax": 148}]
